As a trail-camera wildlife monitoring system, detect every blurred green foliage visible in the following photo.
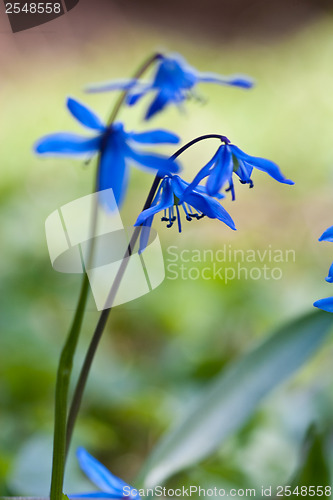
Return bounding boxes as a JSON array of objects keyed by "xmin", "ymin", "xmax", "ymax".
[
  {"xmin": 290, "ymin": 424, "xmax": 331, "ymax": 497},
  {"xmin": 1, "ymin": 11, "xmax": 333, "ymax": 498}
]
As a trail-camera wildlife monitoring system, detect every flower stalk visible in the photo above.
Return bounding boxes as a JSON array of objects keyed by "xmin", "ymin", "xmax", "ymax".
[
  {"xmin": 64, "ymin": 134, "xmax": 231, "ymax": 456},
  {"xmin": 40, "ymin": 51, "xmax": 283, "ymax": 500},
  {"xmin": 65, "ymin": 173, "xmax": 162, "ymax": 456},
  {"xmin": 49, "ymin": 53, "xmax": 162, "ymax": 500}
]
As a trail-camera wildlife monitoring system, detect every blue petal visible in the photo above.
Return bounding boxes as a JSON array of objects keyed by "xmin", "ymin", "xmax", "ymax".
[
  {"xmin": 234, "ymin": 159, "xmax": 253, "ymax": 183},
  {"xmin": 206, "ymin": 146, "xmax": 233, "ymax": 196},
  {"xmin": 313, "ymin": 297, "xmax": 333, "ymax": 313},
  {"xmin": 98, "ymin": 142, "xmax": 128, "ymax": 208},
  {"xmin": 129, "ymin": 130, "xmax": 179, "ymax": 144},
  {"xmin": 135, "ymin": 178, "xmax": 173, "ymax": 226},
  {"xmin": 145, "ymin": 90, "xmax": 172, "ymax": 120},
  {"xmin": 187, "ymin": 191, "xmax": 236, "ymax": 230},
  {"xmin": 137, "ymin": 182, "xmax": 166, "ymax": 253},
  {"xmin": 190, "ymin": 194, "xmax": 236, "ymax": 229},
  {"xmin": 138, "ymin": 218, "xmax": 154, "ymax": 255},
  {"xmin": 126, "ymin": 92, "xmax": 145, "ymax": 106},
  {"xmin": 319, "ymin": 226, "xmax": 333, "ymax": 242},
  {"xmin": 199, "ymin": 72, "xmax": 254, "ymax": 89},
  {"xmin": 152, "ymin": 54, "xmax": 197, "ymax": 92},
  {"xmin": 171, "ymin": 176, "xmax": 215, "ymax": 197},
  {"xmin": 85, "ymin": 79, "xmax": 138, "ymax": 93},
  {"xmin": 126, "ymin": 146, "xmax": 180, "ymax": 175},
  {"xmin": 230, "ymin": 145, "xmax": 294, "ymax": 185},
  {"xmin": 126, "ymin": 83, "xmax": 151, "ymax": 106},
  {"xmin": 180, "ymin": 147, "xmax": 222, "ymax": 199},
  {"xmin": 67, "ymin": 98, "xmax": 105, "ymax": 131},
  {"xmin": 34, "ymin": 133, "xmax": 101, "ymax": 156},
  {"xmin": 192, "ymin": 183, "xmax": 225, "ymax": 199},
  {"xmin": 325, "ymin": 262, "xmax": 333, "ymax": 283},
  {"xmin": 76, "ymin": 448, "xmax": 127, "ymax": 494}
]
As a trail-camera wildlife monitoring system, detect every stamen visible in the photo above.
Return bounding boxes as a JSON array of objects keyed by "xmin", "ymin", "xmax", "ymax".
[
  {"xmin": 182, "ymin": 203, "xmax": 192, "ymax": 221},
  {"xmin": 161, "ymin": 209, "xmax": 168, "ymax": 222},
  {"xmin": 162, "ymin": 201, "xmax": 207, "ymax": 231},
  {"xmin": 167, "ymin": 207, "xmax": 173, "ymax": 228},
  {"xmin": 191, "ymin": 209, "xmax": 205, "ymax": 220},
  {"xmin": 239, "ymin": 179, "xmax": 254, "ymax": 188},
  {"xmin": 226, "ymin": 181, "xmax": 236, "ymax": 201}
]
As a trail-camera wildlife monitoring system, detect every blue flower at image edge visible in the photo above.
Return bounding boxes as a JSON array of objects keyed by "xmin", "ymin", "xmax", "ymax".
[
  {"xmin": 34, "ymin": 98, "xmax": 180, "ymax": 209},
  {"xmin": 87, "ymin": 53, "xmax": 254, "ymax": 120},
  {"xmin": 313, "ymin": 297, "xmax": 333, "ymax": 313},
  {"xmin": 70, "ymin": 447, "xmax": 139, "ymax": 499},
  {"xmin": 314, "ymin": 225, "xmax": 333, "ymax": 313},
  {"xmin": 185, "ymin": 142, "xmax": 294, "ymax": 200},
  {"xmin": 135, "ymin": 174, "xmax": 236, "ymax": 252}
]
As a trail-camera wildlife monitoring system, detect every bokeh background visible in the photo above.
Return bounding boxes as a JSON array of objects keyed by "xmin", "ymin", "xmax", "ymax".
[{"xmin": 1, "ymin": 0, "xmax": 333, "ymax": 495}]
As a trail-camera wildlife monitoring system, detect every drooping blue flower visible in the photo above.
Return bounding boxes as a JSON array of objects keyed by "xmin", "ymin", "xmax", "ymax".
[
  {"xmin": 86, "ymin": 53, "xmax": 254, "ymax": 120},
  {"xmin": 184, "ymin": 141, "xmax": 294, "ymax": 200},
  {"xmin": 314, "ymin": 226, "xmax": 333, "ymax": 313},
  {"xmin": 135, "ymin": 174, "xmax": 236, "ymax": 252},
  {"xmin": 70, "ymin": 447, "xmax": 139, "ymax": 499},
  {"xmin": 34, "ymin": 98, "xmax": 180, "ymax": 209}
]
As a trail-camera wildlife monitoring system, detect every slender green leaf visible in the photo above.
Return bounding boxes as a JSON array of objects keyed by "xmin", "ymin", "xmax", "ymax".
[
  {"xmin": 289, "ymin": 424, "xmax": 331, "ymax": 497},
  {"xmin": 140, "ymin": 311, "xmax": 333, "ymax": 487}
]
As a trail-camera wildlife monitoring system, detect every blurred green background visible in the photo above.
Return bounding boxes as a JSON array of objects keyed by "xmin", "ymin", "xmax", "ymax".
[{"xmin": 1, "ymin": 0, "xmax": 333, "ymax": 495}]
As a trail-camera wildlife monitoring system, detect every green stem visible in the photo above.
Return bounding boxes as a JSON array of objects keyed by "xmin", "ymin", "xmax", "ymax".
[
  {"xmin": 65, "ymin": 175, "xmax": 161, "ymax": 456},
  {"xmin": 64, "ymin": 133, "xmax": 227, "ymax": 456},
  {"xmin": 50, "ymin": 172, "xmax": 100, "ymax": 500},
  {"xmin": 49, "ymin": 52, "xmax": 162, "ymax": 500},
  {"xmin": 49, "ymin": 275, "xmax": 90, "ymax": 500}
]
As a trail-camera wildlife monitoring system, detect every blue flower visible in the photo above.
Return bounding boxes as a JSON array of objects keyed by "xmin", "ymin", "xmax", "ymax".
[
  {"xmin": 135, "ymin": 174, "xmax": 236, "ymax": 252},
  {"xmin": 34, "ymin": 98, "xmax": 180, "ymax": 209},
  {"xmin": 70, "ymin": 447, "xmax": 139, "ymax": 499},
  {"xmin": 87, "ymin": 53, "xmax": 254, "ymax": 120},
  {"xmin": 314, "ymin": 225, "xmax": 333, "ymax": 313},
  {"xmin": 185, "ymin": 141, "xmax": 294, "ymax": 200}
]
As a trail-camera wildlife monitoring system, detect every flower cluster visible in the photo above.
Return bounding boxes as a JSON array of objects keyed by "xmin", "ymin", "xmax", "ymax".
[
  {"xmin": 314, "ymin": 226, "xmax": 333, "ymax": 312},
  {"xmin": 34, "ymin": 51, "xmax": 296, "ymax": 500},
  {"xmin": 35, "ymin": 53, "xmax": 293, "ymax": 245}
]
